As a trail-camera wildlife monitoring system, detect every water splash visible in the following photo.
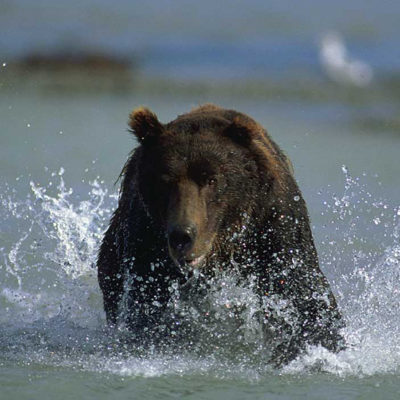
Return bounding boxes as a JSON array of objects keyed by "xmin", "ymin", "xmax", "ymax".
[
  {"xmin": 0, "ymin": 170, "xmax": 115, "ymax": 327},
  {"xmin": 285, "ymin": 167, "xmax": 400, "ymax": 376},
  {"xmin": 0, "ymin": 168, "xmax": 399, "ymax": 378}
]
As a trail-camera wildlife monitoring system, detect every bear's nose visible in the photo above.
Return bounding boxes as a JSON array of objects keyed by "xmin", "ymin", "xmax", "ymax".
[{"xmin": 168, "ymin": 225, "xmax": 197, "ymax": 256}]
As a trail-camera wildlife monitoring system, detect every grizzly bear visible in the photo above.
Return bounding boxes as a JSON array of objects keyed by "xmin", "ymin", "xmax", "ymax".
[{"xmin": 97, "ymin": 104, "xmax": 344, "ymax": 365}]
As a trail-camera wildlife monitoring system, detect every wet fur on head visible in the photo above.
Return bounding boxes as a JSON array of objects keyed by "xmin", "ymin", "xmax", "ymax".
[{"xmin": 129, "ymin": 107, "xmax": 164, "ymax": 143}]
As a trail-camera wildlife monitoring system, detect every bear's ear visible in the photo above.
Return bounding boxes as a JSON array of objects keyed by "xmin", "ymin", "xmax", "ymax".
[
  {"xmin": 223, "ymin": 117, "xmax": 256, "ymax": 147},
  {"xmin": 128, "ymin": 107, "xmax": 164, "ymax": 144}
]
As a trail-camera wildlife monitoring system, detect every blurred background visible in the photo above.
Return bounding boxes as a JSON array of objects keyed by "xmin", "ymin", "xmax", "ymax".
[{"xmin": 1, "ymin": 0, "xmax": 399, "ymax": 210}]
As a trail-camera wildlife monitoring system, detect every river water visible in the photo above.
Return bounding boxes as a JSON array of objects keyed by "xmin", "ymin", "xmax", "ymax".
[{"xmin": 1, "ymin": 1, "xmax": 400, "ymax": 399}]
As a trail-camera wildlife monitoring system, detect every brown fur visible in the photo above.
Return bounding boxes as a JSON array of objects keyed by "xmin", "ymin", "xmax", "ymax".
[{"xmin": 98, "ymin": 104, "xmax": 344, "ymax": 365}]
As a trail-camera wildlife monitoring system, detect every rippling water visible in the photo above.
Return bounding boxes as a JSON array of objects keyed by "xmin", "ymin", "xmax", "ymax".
[
  {"xmin": 0, "ymin": 86, "xmax": 399, "ymax": 398},
  {"xmin": 1, "ymin": 1, "xmax": 400, "ymax": 398},
  {"xmin": 1, "ymin": 126, "xmax": 400, "ymax": 398}
]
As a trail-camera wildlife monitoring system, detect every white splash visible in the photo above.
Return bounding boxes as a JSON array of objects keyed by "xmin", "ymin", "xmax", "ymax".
[
  {"xmin": 0, "ymin": 171, "xmax": 116, "ymax": 327},
  {"xmin": 1, "ymin": 168, "xmax": 399, "ymax": 378}
]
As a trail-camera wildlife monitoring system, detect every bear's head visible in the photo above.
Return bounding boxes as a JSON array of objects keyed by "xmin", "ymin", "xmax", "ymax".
[{"xmin": 128, "ymin": 106, "xmax": 278, "ymax": 269}]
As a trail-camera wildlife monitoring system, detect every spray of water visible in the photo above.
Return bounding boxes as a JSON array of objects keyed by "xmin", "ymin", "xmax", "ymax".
[
  {"xmin": 285, "ymin": 166, "xmax": 400, "ymax": 376},
  {"xmin": 0, "ymin": 167, "xmax": 399, "ymax": 378},
  {"xmin": 0, "ymin": 169, "xmax": 114, "ymax": 329}
]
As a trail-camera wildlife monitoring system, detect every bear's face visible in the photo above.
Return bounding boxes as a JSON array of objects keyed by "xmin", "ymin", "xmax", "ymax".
[{"xmin": 130, "ymin": 108, "xmax": 258, "ymax": 269}]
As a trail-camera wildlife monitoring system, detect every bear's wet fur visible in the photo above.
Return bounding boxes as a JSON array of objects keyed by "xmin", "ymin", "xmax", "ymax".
[{"xmin": 98, "ymin": 104, "xmax": 344, "ymax": 365}]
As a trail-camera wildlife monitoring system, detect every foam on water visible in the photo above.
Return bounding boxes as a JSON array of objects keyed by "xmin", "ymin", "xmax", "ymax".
[{"xmin": 0, "ymin": 168, "xmax": 399, "ymax": 379}]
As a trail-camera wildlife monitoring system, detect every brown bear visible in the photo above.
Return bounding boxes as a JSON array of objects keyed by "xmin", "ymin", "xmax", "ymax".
[{"xmin": 97, "ymin": 104, "xmax": 344, "ymax": 365}]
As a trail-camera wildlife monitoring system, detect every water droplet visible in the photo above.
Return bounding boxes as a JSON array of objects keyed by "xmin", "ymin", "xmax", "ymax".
[
  {"xmin": 293, "ymin": 195, "xmax": 300, "ymax": 202},
  {"xmin": 373, "ymin": 218, "xmax": 381, "ymax": 225},
  {"xmin": 341, "ymin": 165, "xmax": 348, "ymax": 174}
]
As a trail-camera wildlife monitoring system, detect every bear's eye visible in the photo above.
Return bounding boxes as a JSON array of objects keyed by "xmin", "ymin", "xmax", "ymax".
[
  {"xmin": 207, "ymin": 177, "xmax": 217, "ymax": 186},
  {"xmin": 160, "ymin": 174, "xmax": 172, "ymax": 184}
]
